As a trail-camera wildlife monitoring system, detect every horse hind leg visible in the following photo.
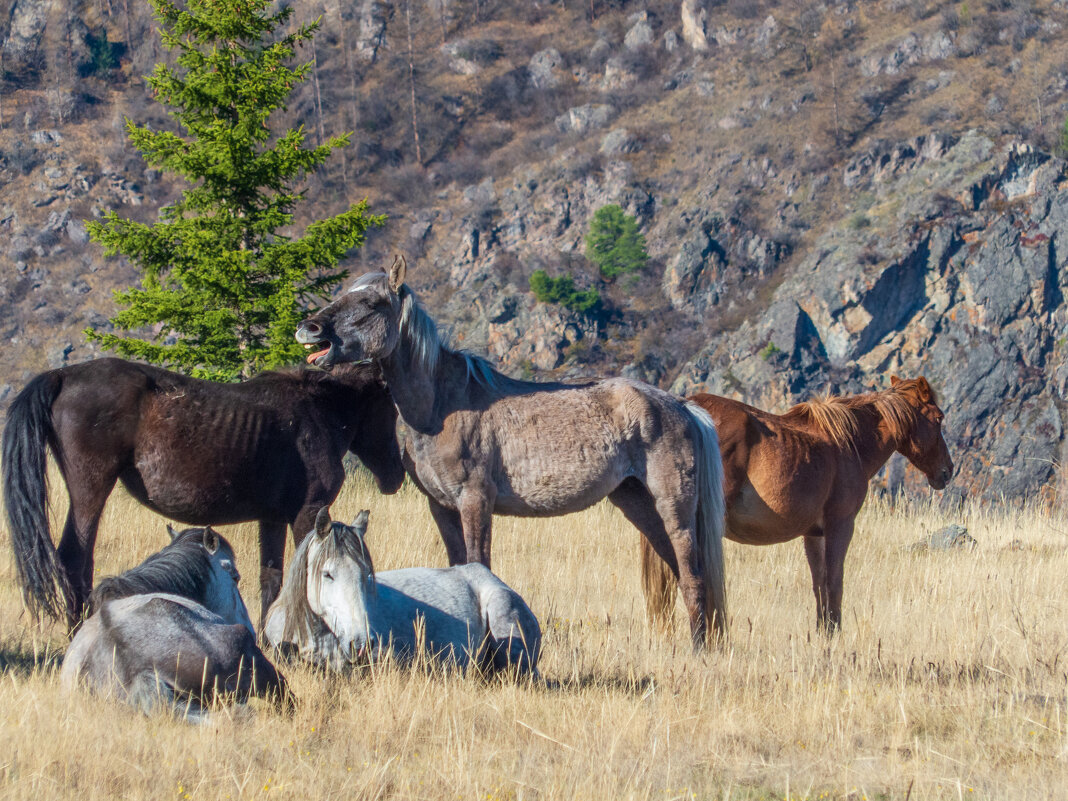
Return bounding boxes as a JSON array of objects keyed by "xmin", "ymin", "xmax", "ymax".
[
  {"xmin": 479, "ymin": 593, "xmax": 541, "ymax": 678},
  {"xmin": 646, "ymin": 480, "xmax": 711, "ymax": 649},
  {"xmin": 56, "ymin": 474, "xmax": 116, "ymax": 630},
  {"xmin": 609, "ymin": 480, "xmax": 679, "ymax": 634},
  {"xmin": 803, "ymin": 531, "xmax": 831, "ymax": 633}
]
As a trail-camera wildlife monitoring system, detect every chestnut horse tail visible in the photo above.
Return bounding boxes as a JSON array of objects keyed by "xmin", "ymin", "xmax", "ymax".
[
  {"xmin": 641, "ymin": 401, "xmax": 727, "ymax": 640},
  {"xmin": 2, "ymin": 370, "xmax": 69, "ymax": 621}
]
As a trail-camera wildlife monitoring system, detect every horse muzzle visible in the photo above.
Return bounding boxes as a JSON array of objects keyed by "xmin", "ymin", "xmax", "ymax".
[
  {"xmin": 296, "ymin": 322, "xmax": 339, "ymax": 368},
  {"xmin": 929, "ymin": 466, "xmax": 952, "ymax": 490}
]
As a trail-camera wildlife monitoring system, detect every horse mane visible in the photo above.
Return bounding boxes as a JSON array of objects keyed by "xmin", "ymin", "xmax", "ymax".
[
  {"xmin": 784, "ymin": 385, "xmax": 921, "ymax": 449},
  {"xmin": 277, "ymin": 521, "xmax": 377, "ymax": 646},
  {"xmin": 392, "ymin": 280, "xmax": 576, "ymax": 395},
  {"xmin": 88, "ymin": 528, "xmax": 230, "ymax": 614}
]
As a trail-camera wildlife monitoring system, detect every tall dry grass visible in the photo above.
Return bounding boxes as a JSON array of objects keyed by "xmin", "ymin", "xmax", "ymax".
[{"xmin": 0, "ymin": 473, "xmax": 1066, "ymax": 800}]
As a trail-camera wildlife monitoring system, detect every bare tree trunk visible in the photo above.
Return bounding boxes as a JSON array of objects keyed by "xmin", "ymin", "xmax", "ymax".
[
  {"xmin": 439, "ymin": 1, "xmax": 448, "ymax": 45},
  {"xmin": 830, "ymin": 58, "xmax": 841, "ymax": 148},
  {"xmin": 588, "ymin": 0, "xmax": 595, "ymax": 22},
  {"xmin": 121, "ymin": 0, "xmax": 133, "ymax": 50},
  {"xmin": 310, "ymin": 36, "xmax": 327, "ymax": 149},
  {"xmin": 335, "ymin": 2, "xmax": 360, "ymax": 136},
  {"xmin": 65, "ymin": 12, "xmax": 75, "ymax": 83},
  {"xmin": 0, "ymin": 51, "xmax": 5, "ymax": 131},
  {"xmin": 405, "ymin": 0, "xmax": 422, "ymax": 165}
]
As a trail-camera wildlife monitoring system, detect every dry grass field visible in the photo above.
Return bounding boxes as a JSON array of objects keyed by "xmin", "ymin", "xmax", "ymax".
[{"xmin": 0, "ymin": 473, "xmax": 1066, "ymax": 800}]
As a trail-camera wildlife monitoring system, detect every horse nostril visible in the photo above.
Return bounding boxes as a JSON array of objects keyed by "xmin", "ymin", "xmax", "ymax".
[{"xmin": 303, "ymin": 321, "xmax": 323, "ymax": 336}]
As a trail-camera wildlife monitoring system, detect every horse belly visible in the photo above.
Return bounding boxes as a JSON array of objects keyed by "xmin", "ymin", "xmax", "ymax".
[
  {"xmin": 726, "ymin": 477, "xmax": 823, "ymax": 545},
  {"xmin": 495, "ymin": 439, "xmax": 627, "ymax": 516},
  {"xmin": 126, "ymin": 449, "xmax": 284, "ymax": 523}
]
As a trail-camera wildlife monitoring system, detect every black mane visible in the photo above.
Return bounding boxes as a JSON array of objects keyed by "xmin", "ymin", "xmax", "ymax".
[{"xmin": 87, "ymin": 527, "xmax": 230, "ymax": 614}]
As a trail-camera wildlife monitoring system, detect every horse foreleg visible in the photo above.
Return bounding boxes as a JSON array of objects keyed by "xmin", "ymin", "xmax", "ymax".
[
  {"xmin": 459, "ymin": 485, "xmax": 495, "ymax": 568},
  {"xmin": 823, "ymin": 518, "xmax": 856, "ymax": 633},
  {"xmin": 426, "ymin": 496, "xmax": 467, "ymax": 565},
  {"xmin": 803, "ymin": 532, "xmax": 830, "ymax": 632},
  {"xmin": 258, "ymin": 520, "xmax": 287, "ymax": 635}
]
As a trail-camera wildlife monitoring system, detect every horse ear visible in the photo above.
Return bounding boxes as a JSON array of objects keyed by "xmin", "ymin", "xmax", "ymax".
[
  {"xmin": 315, "ymin": 506, "xmax": 332, "ymax": 539},
  {"xmin": 388, "ymin": 254, "xmax": 407, "ymax": 292},
  {"xmin": 915, "ymin": 376, "xmax": 932, "ymax": 402},
  {"xmin": 352, "ymin": 509, "xmax": 370, "ymax": 538},
  {"xmin": 889, "ymin": 375, "xmax": 901, "ymax": 386},
  {"xmin": 166, "ymin": 524, "xmax": 179, "ymax": 542},
  {"xmin": 203, "ymin": 527, "xmax": 219, "ymax": 554}
]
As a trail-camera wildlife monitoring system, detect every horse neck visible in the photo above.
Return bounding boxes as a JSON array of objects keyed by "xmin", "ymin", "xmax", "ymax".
[
  {"xmin": 849, "ymin": 402, "xmax": 907, "ymax": 479},
  {"xmin": 379, "ymin": 336, "xmax": 460, "ymax": 434}
]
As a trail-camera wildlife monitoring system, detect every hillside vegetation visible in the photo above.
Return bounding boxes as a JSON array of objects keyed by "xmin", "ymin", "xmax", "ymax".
[{"xmin": 3, "ymin": 0, "xmax": 1068, "ymax": 500}]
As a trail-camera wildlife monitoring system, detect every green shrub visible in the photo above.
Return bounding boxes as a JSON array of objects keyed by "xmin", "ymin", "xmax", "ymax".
[
  {"xmin": 759, "ymin": 341, "xmax": 782, "ymax": 361},
  {"xmin": 847, "ymin": 212, "xmax": 871, "ymax": 230},
  {"xmin": 585, "ymin": 204, "xmax": 648, "ymax": 280},
  {"xmin": 529, "ymin": 270, "xmax": 600, "ymax": 314}
]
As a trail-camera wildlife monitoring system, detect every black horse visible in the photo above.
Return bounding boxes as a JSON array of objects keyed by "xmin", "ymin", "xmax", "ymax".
[{"xmin": 2, "ymin": 357, "xmax": 405, "ymax": 631}]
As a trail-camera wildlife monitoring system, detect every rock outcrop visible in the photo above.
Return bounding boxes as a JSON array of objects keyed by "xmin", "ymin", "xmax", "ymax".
[{"xmin": 671, "ymin": 132, "xmax": 1068, "ymax": 503}]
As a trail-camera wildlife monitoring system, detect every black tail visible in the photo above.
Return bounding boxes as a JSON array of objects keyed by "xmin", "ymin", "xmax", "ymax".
[{"xmin": 2, "ymin": 370, "xmax": 68, "ymax": 621}]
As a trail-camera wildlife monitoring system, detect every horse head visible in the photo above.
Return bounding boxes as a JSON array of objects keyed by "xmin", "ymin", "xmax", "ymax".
[
  {"xmin": 890, "ymin": 375, "xmax": 953, "ymax": 490},
  {"xmin": 195, "ymin": 526, "xmax": 256, "ymax": 636},
  {"xmin": 296, "ymin": 257, "xmax": 408, "ymax": 370},
  {"xmin": 91, "ymin": 524, "xmax": 254, "ymax": 634},
  {"xmin": 304, "ymin": 507, "xmax": 377, "ymax": 661}
]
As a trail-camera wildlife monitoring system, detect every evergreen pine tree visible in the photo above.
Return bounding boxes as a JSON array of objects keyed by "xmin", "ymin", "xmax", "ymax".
[
  {"xmin": 86, "ymin": 0, "xmax": 383, "ymax": 380},
  {"xmin": 585, "ymin": 204, "xmax": 648, "ymax": 281}
]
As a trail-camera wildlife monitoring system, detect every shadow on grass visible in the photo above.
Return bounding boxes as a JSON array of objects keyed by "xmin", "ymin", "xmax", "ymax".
[
  {"xmin": 541, "ymin": 672, "xmax": 656, "ymax": 696},
  {"xmin": 0, "ymin": 638, "xmax": 63, "ymax": 677}
]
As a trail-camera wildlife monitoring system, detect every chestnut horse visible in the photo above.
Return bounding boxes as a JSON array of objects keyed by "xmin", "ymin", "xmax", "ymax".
[
  {"xmin": 641, "ymin": 376, "xmax": 953, "ymax": 633},
  {"xmin": 2, "ymin": 358, "xmax": 405, "ymax": 631},
  {"xmin": 296, "ymin": 258, "xmax": 727, "ymax": 648}
]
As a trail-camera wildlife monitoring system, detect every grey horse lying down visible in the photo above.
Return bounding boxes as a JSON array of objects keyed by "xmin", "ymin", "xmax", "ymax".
[
  {"xmin": 62, "ymin": 526, "xmax": 289, "ymax": 716},
  {"xmin": 264, "ymin": 508, "xmax": 541, "ymax": 675}
]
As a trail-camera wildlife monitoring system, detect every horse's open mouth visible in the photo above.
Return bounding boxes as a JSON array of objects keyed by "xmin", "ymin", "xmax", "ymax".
[{"xmin": 303, "ymin": 342, "xmax": 335, "ymax": 367}]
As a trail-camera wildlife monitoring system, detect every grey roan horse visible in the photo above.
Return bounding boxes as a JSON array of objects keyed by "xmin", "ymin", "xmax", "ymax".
[
  {"xmin": 264, "ymin": 508, "xmax": 541, "ymax": 674},
  {"xmin": 296, "ymin": 257, "xmax": 727, "ymax": 646},
  {"xmin": 62, "ymin": 526, "xmax": 289, "ymax": 716}
]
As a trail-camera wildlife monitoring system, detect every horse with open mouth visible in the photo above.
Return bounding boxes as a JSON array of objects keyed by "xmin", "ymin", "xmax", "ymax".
[
  {"xmin": 296, "ymin": 256, "xmax": 727, "ymax": 649},
  {"xmin": 264, "ymin": 508, "xmax": 541, "ymax": 675},
  {"xmin": 62, "ymin": 525, "xmax": 290, "ymax": 717}
]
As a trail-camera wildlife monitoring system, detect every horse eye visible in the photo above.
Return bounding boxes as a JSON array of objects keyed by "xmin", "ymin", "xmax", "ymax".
[{"xmin": 323, "ymin": 571, "xmax": 334, "ymax": 582}]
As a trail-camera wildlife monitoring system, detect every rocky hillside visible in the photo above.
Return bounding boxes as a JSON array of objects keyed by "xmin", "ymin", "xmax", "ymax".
[{"xmin": 3, "ymin": 0, "xmax": 1068, "ymax": 502}]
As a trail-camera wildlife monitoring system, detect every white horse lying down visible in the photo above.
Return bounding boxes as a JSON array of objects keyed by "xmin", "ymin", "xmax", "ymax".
[
  {"xmin": 62, "ymin": 526, "xmax": 289, "ymax": 716},
  {"xmin": 264, "ymin": 508, "xmax": 541, "ymax": 675}
]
